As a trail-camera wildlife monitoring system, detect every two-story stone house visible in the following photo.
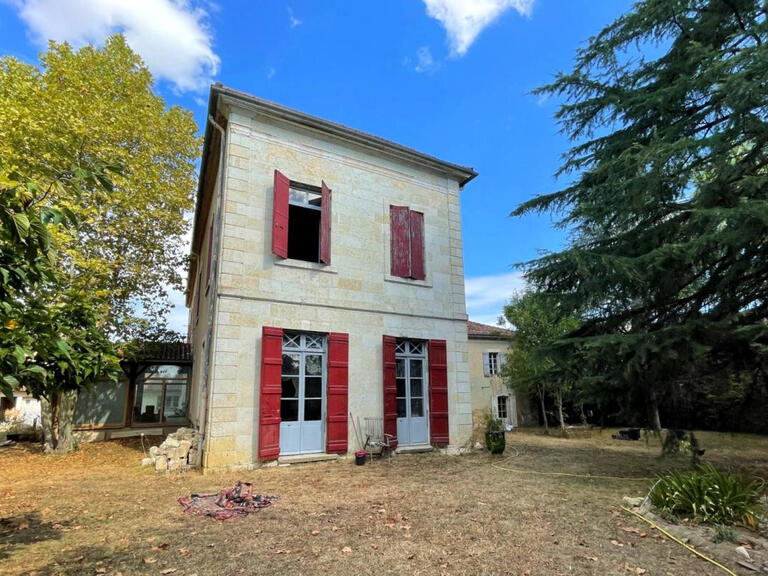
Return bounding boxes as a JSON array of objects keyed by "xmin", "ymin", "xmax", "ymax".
[{"xmin": 186, "ymin": 84, "xmax": 477, "ymax": 469}]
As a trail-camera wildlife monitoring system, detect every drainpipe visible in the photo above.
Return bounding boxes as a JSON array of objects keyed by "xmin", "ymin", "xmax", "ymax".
[{"xmin": 198, "ymin": 113, "xmax": 228, "ymax": 468}]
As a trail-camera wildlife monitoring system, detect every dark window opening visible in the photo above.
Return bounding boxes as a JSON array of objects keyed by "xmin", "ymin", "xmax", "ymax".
[{"xmin": 287, "ymin": 203, "xmax": 321, "ymax": 262}]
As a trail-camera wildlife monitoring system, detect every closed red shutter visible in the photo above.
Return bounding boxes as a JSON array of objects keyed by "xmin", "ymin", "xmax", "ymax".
[
  {"xmin": 272, "ymin": 170, "xmax": 290, "ymax": 258},
  {"xmin": 409, "ymin": 210, "xmax": 425, "ymax": 280},
  {"xmin": 428, "ymin": 339, "xmax": 449, "ymax": 446},
  {"xmin": 258, "ymin": 326, "xmax": 283, "ymax": 461},
  {"xmin": 382, "ymin": 335, "xmax": 398, "ymax": 449},
  {"xmin": 326, "ymin": 332, "xmax": 348, "ymax": 453},
  {"xmin": 320, "ymin": 181, "xmax": 332, "ymax": 265},
  {"xmin": 390, "ymin": 205, "xmax": 411, "ymax": 278},
  {"xmin": 206, "ymin": 221, "xmax": 214, "ymax": 288}
]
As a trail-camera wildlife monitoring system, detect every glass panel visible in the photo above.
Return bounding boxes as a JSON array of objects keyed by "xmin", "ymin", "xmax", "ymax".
[
  {"xmin": 410, "ymin": 359, "xmax": 423, "ymax": 378},
  {"xmin": 133, "ymin": 383, "xmax": 162, "ymax": 423},
  {"xmin": 396, "ymin": 358, "xmax": 405, "ymax": 378},
  {"xmin": 289, "ymin": 188, "xmax": 308, "ymax": 205},
  {"xmin": 304, "ymin": 399, "xmax": 322, "ymax": 421},
  {"xmin": 307, "ymin": 191, "xmax": 321, "ymax": 207},
  {"xmin": 498, "ymin": 396, "xmax": 508, "ymax": 419},
  {"xmin": 283, "ymin": 334, "xmax": 300, "ymax": 349},
  {"xmin": 396, "ymin": 378, "xmax": 406, "ymax": 398},
  {"xmin": 395, "ymin": 341, "xmax": 406, "ymax": 354},
  {"xmin": 410, "ymin": 342, "xmax": 424, "ymax": 355},
  {"xmin": 281, "ymin": 377, "xmax": 299, "ymax": 398},
  {"xmin": 74, "ymin": 380, "xmax": 127, "ymax": 426},
  {"xmin": 306, "ymin": 335, "xmax": 323, "ymax": 350},
  {"xmin": 396, "ymin": 398, "xmax": 407, "ymax": 418},
  {"xmin": 305, "ymin": 377, "xmax": 322, "ymax": 399},
  {"xmin": 411, "ymin": 398, "xmax": 424, "ymax": 417},
  {"xmin": 141, "ymin": 364, "xmax": 190, "ymax": 380},
  {"xmin": 305, "ymin": 355, "xmax": 322, "ymax": 376},
  {"xmin": 281, "ymin": 399, "xmax": 299, "ymax": 421},
  {"xmin": 163, "ymin": 384, "xmax": 189, "ymax": 423},
  {"xmin": 410, "ymin": 379, "xmax": 423, "ymax": 398},
  {"xmin": 282, "ymin": 353, "xmax": 300, "ymax": 375}
]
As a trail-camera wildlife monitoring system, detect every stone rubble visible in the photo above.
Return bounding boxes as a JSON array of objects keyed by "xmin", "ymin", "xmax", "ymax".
[{"xmin": 141, "ymin": 427, "xmax": 201, "ymax": 473}]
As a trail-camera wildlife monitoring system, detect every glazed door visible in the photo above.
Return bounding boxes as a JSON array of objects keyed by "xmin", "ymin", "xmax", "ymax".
[{"xmin": 395, "ymin": 340, "xmax": 429, "ymax": 446}]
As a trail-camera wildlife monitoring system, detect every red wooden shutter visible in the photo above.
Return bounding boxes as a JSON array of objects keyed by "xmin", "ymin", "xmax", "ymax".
[
  {"xmin": 326, "ymin": 332, "xmax": 348, "ymax": 453},
  {"xmin": 409, "ymin": 210, "xmax": 425, "ymax": 280},
  {"xmin": 428, "ymin": 339, "xmax": 449, "ymax": 446},
  {"xmin": 258, "ymin": 326, "xmax": 283, "ymax": 461},
  {"xmin": 320, "ymin": 181, "xmax": 332, "ymax": 265},
  {"xmin": 206, "ymin": 221, "xmax": 214, "ymax": 287},
  {"xmin": 272, "ymin": 170, "xmax": 290, "ymax": 258},
  {"xmin": 382, "ymin": 335, "xmax": 398, "ymax": 449},
  {"xmin": 390, "ymin": 205, "xmax": 411, "ymax": 278}
]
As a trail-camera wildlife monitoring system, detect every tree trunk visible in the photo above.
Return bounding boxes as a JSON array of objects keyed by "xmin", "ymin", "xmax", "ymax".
[
  {"xmin": 556, "ymin": 390, "xmax": 566, "ymax": 432},
  {"xmin": 580, "ymin": 402, "xmax": 587, "ymax": 427},
  {"xmin": 649, "ymin": 389, "xmax": 662, "ymax": 431},
  {"xmin": 41, "ymin": 390, "xmax": 78, "ymax": 454},
  {"xmin": 538, "ymin": 385, "xmax": 549, "ymax": 431}
]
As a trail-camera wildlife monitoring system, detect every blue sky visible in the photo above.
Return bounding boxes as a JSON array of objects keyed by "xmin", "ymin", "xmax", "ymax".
[{"xmin": 0, "ymin": 0, "xmax": 633, "ymax": 330}]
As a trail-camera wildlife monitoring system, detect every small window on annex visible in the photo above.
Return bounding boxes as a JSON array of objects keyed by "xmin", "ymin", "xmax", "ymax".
[
  {"xmin": 132, "ymin": 364, "xmax": 191, "ymax": 424},
  {"xmin": 74, "ymin": 378, "xmax": 128, "ymax": 428}
]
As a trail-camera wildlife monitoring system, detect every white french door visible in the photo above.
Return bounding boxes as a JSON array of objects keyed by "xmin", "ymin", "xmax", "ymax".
[
  {"xmin": 279, "ymin": 333, "xmax": 325, "ymax": 455},
  {"xmin": 395, "ymin": 340, "xmax": 429, "ymax": 446}
]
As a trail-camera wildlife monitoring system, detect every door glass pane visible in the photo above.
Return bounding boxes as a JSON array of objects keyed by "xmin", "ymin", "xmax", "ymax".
[
  {"xmin": 410, "ymin": 359, "xmax": 423, "ymax": 377},
  {"xmin": 163, "ymin": 384, "xmax": 188, "ymax": 423},
  {"xmin": 304, "ymin": 399, "xmax": 322, "ymax": 421},
  {"xmin": 304, "ymin": 377, "xmax": 322, "ymax": 399},
  {"xmin": 410, "ymin": 378, "xmax": 423, "ymax": 398},
  {"xmin": 396, "ymin": 378, "xmax": 406, "ymax": 398},
  {"xmin": 411, "ymin": 398, "xmax": 424, "ymax": 417},
  {"xmin": 281, "ymin": 377, "xmax": 299, "ymax": 398},
  {"xmin": 396, "ymin": 398, "xmax": 407, "ymax": 418},
  {"xmin": 305, "ymin": 355, "xmax": 322, "ymax": 376},
  {"xmin": 133, "ymin": 383, "xmax": 162, "ymax": 423},
  {"xmin": 281, "ymin": 399, "xmax": 299, "ymax": 421},
  {"xmin": 282, "ymin": 353, "xmax": 300, "ymax": 375},
  {"xmin": 395, "ymin": 358, "xmax": 405, "ymax": 378}
]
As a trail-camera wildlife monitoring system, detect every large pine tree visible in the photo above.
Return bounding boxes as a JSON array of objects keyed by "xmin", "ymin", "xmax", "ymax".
[{"xmin": 514, "ymin": 0, "xmax": 768, "ymax": 428}]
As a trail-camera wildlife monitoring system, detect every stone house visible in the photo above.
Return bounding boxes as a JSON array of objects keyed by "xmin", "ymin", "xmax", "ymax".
[
  {"xmin": 467, "ymin": 321, "xmax": 528, "ymax": 440},
  {"xmin": 186, "ymin": 84, "xmax": 477, "ymax": 470}
]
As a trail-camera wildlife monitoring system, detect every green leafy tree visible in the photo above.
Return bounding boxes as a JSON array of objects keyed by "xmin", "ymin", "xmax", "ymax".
[
  {"xmin": 0, "ymin": 36, "xmax": 199, "ymax": 451},
  {"xmin": 502, "ymin": 292, "xmax": 579, "ymax": 431},
  {"xmin": 513, "ymin": 0, "xmax": 768, "ymax": 429}
]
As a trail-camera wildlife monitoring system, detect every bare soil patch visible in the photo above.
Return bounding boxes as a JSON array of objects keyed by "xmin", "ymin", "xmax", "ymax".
[{"xmin": 1, "ymin": 429, "xmax": 766, "ymax": 575}]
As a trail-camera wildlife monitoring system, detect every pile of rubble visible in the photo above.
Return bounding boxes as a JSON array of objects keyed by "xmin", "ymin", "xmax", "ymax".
[{"xmin": 142, "ymin": 427, "xmax": 201, "ymax": 473}]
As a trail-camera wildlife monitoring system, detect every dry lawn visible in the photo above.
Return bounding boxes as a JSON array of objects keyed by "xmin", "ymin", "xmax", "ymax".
[{"xmin": 1, "ymin": 428, "xmax": 767, "ymax": 576}]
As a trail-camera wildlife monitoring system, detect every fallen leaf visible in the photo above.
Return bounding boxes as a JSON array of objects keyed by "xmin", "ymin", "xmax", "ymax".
[
  {"xmin": 178, "ymin": 548, "xmax": 189, "ymax": 556},
  {"xmin": 587, "ymin": 556, "xmax": 598, "ymax": 562},
  {"xmin": 143, "ymin": 557, "xmax": 157, "ymax": 564},
  {"xmin": 341, "ymin": 547, "xmax": 352, "ymax": 555},
  {"xmin": 610, "ymin": 539, "xmax": 624, "ymax": 547},
  {"xmin": 153, "ymin": 542, "xmax": 170, "ymax": 551},
  {"xmin": 331, "ymin": 526, "xmax": 340, "ymax": 532},
  {"xmin": 95, "ymin": 569, "xmax": 106, "ymax": 574},
  {"xmin": 161, "ymin": 569, "xmax": 177, "ymax": 575},
  {"xmin": 311, "ymin": 530, "xmax": 319, "ymax": 536},
  {"xmin": 275, "ymin": 549, "xmax": 291, "ymax": 554}
]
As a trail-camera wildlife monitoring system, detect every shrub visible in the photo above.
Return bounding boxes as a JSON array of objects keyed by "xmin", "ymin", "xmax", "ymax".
[{"xmin": 649, "ymin": 464, "xmax": 765, "ymax": 528}]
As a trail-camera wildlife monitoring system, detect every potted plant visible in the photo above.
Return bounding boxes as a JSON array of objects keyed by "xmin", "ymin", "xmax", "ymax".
[{"xmin": 485, "ymin": 412, "xmax": 506, "ymax": 455}]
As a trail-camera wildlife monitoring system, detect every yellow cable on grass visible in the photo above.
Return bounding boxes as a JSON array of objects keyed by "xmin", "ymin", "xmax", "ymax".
[{"xmin": 620, "ymin": 506, "xmax": 737, "ymax": 576}]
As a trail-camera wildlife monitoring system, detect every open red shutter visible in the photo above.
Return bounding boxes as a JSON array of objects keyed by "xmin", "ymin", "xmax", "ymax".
[
  {"xmin": 326, "ymin": 332, "xmax": 348, "ymax": 453},
  {"xmin": 382, "ymin": 335, "xmax": 398, "ymax": 449},
  {"xmin": 258, "ymin": 326, "xmax": 283, "ymax": 461},
  {"xmin": 320, "ymin": 181, "xmax": 332, "ymax": 265},
  {"xmin": 390, "ymin": 206, "xmax": 411, "ymax": 278},
  {"xmin": 428, "ymin": 339, "xmax": 449, "ymax": 446},
  {"xmin": 409, "ymin": 210, "xmax": 425, "ymax": 280},
  {"xmin": 272, "ymin": 170, "xmax": 289, "ymax": 258}
]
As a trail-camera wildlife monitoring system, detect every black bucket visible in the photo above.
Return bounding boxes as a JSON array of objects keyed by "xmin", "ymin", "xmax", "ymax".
[{"xmin": 355, "ymin": 450, "xmax": 366, "ymax": 465}]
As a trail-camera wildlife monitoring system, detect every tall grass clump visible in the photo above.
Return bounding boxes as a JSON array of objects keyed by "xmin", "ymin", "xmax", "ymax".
[{"xmin": 649, "ymin": 464, "xmax": 765, "ymax": 528}]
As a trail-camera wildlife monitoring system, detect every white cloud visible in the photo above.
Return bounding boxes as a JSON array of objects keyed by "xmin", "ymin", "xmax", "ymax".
[
  {"xmin": 287, "ymin": 6, "xmax": 301, "ymax": 28},
  {"xmin": 12, "ymin": 0, "xmax": 220, "ymax": 92},
  {"xmin": 414, "ymin": 46, "xmax": 436, "ymax": 72},
  {"xmin": 422, "ymin": 0, "xmax": 535, "ymax": 56},
  {"xmin": 465, "ymin": 271, "xmax": 526, "ymax": 324}
]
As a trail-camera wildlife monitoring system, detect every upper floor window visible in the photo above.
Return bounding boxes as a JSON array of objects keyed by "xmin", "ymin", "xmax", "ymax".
[
  {"xmin": 483, "ymin": 351, "xmax": 505, "ymax": 376},
  {"xmin": 390, "ymin": 205, "xmax": 425, "ymax": 280},
  {"xmin": 272, "ymin": 170, "xmax": 331, "ymax": 265}
]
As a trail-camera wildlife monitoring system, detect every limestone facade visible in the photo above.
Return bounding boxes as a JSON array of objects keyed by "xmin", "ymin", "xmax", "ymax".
[{"xmin": 188, "ymin": 87, "xmax": 476, "ymax": 469}]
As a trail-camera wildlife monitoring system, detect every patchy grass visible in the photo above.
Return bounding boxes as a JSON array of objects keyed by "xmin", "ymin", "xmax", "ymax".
[{"xmin": 1, "ymin": 429, "xmax": 766, "ymax": 576}]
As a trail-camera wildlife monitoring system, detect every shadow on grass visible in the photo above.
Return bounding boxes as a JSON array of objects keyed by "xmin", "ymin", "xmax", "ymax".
[{"xmin": 0, "ymin": 512, "xmax": 67, "ymax": 560}]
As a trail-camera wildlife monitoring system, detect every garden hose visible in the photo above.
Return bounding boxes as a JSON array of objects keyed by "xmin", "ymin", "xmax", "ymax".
[{"xmin": 620, "ymin": 506, "xmax": 737, "ymax": 576}]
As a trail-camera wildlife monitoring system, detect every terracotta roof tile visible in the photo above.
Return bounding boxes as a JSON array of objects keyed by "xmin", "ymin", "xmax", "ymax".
[{"xmin": 467, "ymin": 321, "xmax": 514, "ymax": 339}]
